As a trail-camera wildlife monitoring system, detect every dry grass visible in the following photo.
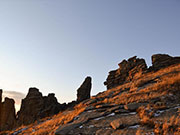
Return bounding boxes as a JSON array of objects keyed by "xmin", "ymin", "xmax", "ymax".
[
  {"xmin": 154, "ymin": 115, "xmax": 180, "ymax": 135},
  {"xmin": 102, "ymin": 64, "xmax": 180, "ymax": 105},
  {"xmin": 3, "ymin": 103, "xmax": 86, "ymax": 135}
]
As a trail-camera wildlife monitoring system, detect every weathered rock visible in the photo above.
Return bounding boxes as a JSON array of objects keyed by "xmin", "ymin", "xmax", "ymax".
[
  {"xmin": 104, "ymin": 56, "xmax": 147, "ymax": 89},
  {"xmin": 17, "ymin": 87, "xmax": 64, "ymax": 126},
  {"xmin": 0, "ymin": 97, "xmax": 16, "ymax": 131},
  {"xmin": 96, "ymin": 129, "xmax": 113, "ymax": 135},
  {"xmin": 124, "ymin": 102, "xmax": 147, "ymax": 111},
  {"xmin": 77, "ymin": 76, "xmax": 92, "ymax": 102},
  {"xmin": 17, "ymin": 88, "xmax": 44, "ymax": 125},
  {"xmin": 55, "ymin": 122, "xmax": 83, "ymax": 135},
  {"xmin": 110, "ymin": 115, "xmax": 140, "ymax": 129},
  {"xmin": 104, "ymin": 54, "xmax": 180, "ymax": 89},
  {"xmin": 151, "ymin": 54, "xmax": 180, "ymax": 71}
]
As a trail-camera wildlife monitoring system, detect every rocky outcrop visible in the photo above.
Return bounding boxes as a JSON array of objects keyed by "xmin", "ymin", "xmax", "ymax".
[
  {"xmin": 104, "ymin": 56, "xmax": 147, "ymax": 89},
  {"xmin": 150, "ymin": 54, "xmax": 180, "ymax": 71},
  {"xmin": 3, "ymin": 53, "xmax": 180, "ymax": 135},
  {"xmin": 17, "ymin": 87, "xmax": 65, "ymax": 126},
  {"xmin": 77, "ymin": 76, "xmax": 92, "ymax": 102},
  {"xmin": 104, "ymin": 54, "xmax": 180, "ymax": 89},
  {"xmin": 0, "ymin": 76, "xmax": 92, "ymax": 132},
  {"xmin": 0, "ymin": 93, "xmax": 16, "ymax": 131}
]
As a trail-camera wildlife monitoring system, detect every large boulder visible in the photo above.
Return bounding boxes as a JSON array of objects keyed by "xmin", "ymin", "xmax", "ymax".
[
  {"xmin": 0, "ymin": 97, "xmax": 16, "ymax": 131},
  {"xmin": 77, "ymin": 77, "xmax": 92, "ymax": 102},
  {"xmin": 104, "ymin": 56, "xmax": 147, "ymax": 89},
  {"xmin": 151, "ymin": 54, "xmax": 180, "ymax": 71},
  {"xmin": 17, "ymin": 87, "xmax": 64, "ymax": 126}
]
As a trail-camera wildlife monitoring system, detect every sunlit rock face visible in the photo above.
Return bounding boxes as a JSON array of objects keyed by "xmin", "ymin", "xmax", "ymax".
[
  {"xmin": 104, "ymin": 56, "xmax": 147, "ymax": 89},
  {"xmin": 77, "ymin": 76, "xmax": 92, "ymax": 102}
]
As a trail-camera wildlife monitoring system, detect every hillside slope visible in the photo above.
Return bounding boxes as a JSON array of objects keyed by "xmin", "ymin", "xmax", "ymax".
[{"xmin": 1, "ymin": 54, "xmax": 180, "ymax": 135}]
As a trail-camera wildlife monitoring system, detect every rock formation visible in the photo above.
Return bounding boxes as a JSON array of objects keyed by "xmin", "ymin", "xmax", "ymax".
[
  {"xmin": 77, "ymin": 76, "xmax": 92, "ymax": 102},
  {"xmin": 104, "ymin": 56, "xmax": 147, "ymax": 89},
  {"xmin": 0, "ymin": 76, "xmax": 91, "ymax": 132},
  {"xmin": 150, "ymin": 54, "xmax": 180, "ymax": 71},
  {"xmin": 17, "ymin": 87, "xmax": 65, "ymax": 126},
  {"xmin": 104, "ymin": 54, "xmax": 180, "ymax": 89},
  {"xmin": 0, "ymin": 90, "xmax": 16, "ymax": 131},
  {"xmin": 1, "ymin": 53, "xmax": 180, "ymax": 135}
]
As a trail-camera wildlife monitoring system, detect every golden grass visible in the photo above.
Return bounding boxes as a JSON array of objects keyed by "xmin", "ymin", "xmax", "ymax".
[
  {"xmin": 4, "ymin": 103, "xmax": 86, "ymax": 135},
  {"xmin": 102, "ymin": 64, "xmax": 180, "ymax": 105}
]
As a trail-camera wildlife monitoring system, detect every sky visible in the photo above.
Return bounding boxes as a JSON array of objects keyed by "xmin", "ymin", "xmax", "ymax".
[{"xmin": 0, "ymin": 0, "xmax": 180, "ymax": 111}]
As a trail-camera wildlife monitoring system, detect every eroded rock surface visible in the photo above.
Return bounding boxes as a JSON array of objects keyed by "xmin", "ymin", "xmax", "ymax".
[
  {"xmin": 2, "ymin": 54, "xmax": 180, "ymax": 135},
  {"xmin": 17, "ymin": 87, "xmax": 64, "ymax": 126},
  {"xmin": 104, "ymin": 56, "xmax": 147, "ymax": 89},
  {"xmin": 104, "ymin": 54, "xmax": 180, "ymax": 89},
  {"xmin": 151, "ymin": 54, "xmax": 180, "ymax": 71},
  {"xmin": 0, "ymin": 95, "xmax": 16, "ymax": 131},
  {"xmin": 55, "ymin": 54, "xmax": 180, "ymax": 135},
  {"xmin": 77, "ymin": 76, "xmax": 92, "ymax": 102}
]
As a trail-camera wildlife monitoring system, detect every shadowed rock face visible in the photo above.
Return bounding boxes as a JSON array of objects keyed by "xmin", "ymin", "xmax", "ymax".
[
  {"xmin": 0, "ymin": 97, "xmax": 16, "ymax": 131},
  {"xmin": 17, "ymin": 87, "xmax": 64, "ymax": 126},
  {"xmin": 151, "ymin": 54, "xmax": 180, "ymax": 71},
  {"xmin": 77, "ymin": 77, "xmax": 92, "ymax": 102},
  {"xmin": 104, "ymin": 56, "xmax": 147, "ymax": 89},
  {"xmin": 17, "ymin": 88, "xmax": 44, "ymax": 125}
]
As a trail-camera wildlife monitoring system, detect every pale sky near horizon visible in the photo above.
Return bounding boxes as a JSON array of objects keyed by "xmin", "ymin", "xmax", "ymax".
[{"xmin": 0, "ymin": 0, "xmax": 180, "ymax": 111}]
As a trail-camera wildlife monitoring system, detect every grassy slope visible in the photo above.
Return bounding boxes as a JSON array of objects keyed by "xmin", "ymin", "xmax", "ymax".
[{"xmin": 1, "ymin": 64, "xmax": 180, "ymax": 135}]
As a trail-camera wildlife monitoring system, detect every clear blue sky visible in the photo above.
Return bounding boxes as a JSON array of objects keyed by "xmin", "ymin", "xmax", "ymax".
[{"xmin": 0, "ymin": 0, "xmax": 180, "ymax": 110}]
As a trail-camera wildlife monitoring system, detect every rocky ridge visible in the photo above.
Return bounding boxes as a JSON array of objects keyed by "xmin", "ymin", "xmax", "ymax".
[
  {"xmin": 104, "ymin": 54, "xmax": 180, "ymax": 89},
  {"xmin": 0, "ymin": 77, "xmax": 92, "ymax": 132},
  {"xmin": 1, "ymin": 53, "xmax": 180, "ymax": 135}
]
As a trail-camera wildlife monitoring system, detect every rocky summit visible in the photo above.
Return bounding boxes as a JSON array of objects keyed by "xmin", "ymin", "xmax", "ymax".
[{"xmin": 1, "ymin": 53, "xmax": 180, "ymax": 135}]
